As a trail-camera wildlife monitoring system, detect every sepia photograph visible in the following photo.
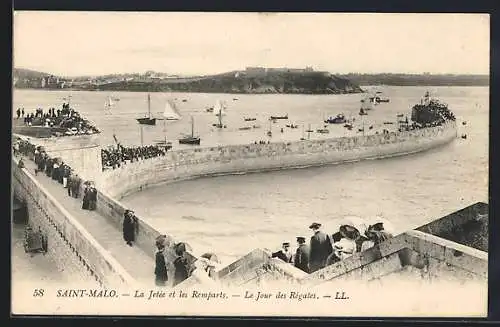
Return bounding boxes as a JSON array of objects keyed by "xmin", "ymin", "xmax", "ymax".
[{"xmin": 11, "ymin": 12, "xmax": 489, "ymax": 317}]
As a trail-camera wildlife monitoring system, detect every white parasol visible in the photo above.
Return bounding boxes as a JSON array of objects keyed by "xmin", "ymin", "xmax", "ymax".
[
  {"xmin": 367, "ymin": 216, "xmax": 396, "ymax": 235},
  {"xmin": 338, "ymin": 216, "xmax": 369, "ymax": 235}
]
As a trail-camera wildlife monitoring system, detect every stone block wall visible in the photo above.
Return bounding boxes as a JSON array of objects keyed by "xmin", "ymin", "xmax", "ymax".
[
  {"xmin": 102, "ymin": 121, "xmax": 457, "ymax": 199},
  {"xmin": 14, "ymin": 133, "xmax": 103, "ymax": 182}
]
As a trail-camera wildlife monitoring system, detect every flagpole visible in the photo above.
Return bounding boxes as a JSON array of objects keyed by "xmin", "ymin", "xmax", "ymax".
[{"xmin": 140, "ymin": 124, "xmax": 144, "ymax": 146}]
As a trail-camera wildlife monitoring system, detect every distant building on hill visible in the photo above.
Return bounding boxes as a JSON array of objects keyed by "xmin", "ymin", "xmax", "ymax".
[{"xmin": 244, "ymin": 66, "xmax": 316, "ymax": 76}]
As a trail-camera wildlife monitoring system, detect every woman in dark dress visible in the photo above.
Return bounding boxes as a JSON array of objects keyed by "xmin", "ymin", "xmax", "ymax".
[
  {"xmin": 154, "ymin": 240, "xmax": 168, "ymax": 286},
  {"xmin": 82, "ymin": 185, "xmax": 90, "ymax": 210},
  {"xmin": 88, "ymin": 187, "xmax": 97, "ymax": 210},
  {"xmin": 173, "ymin": 244, "xmax": 189, "ymax": 286},
  {"xmin": 122, "ymin": 210, "xmax": 138, "ymax": 246}
]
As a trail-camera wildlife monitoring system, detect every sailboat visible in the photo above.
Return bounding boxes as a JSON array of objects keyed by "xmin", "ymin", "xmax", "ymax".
[
  {"xmin": 104, "ymin": 96, "xmax": 114, "ymax": 114},
  {"xmin": 361, "ymin": 96, "xmax": 375, "ymax": 111},
  {"xmin": 162, "ymin": 99, "xmax": 181, "ymax": 121},
  {"xmin": 178, "ymin": 116, "xmax": 201, "ymax": 145},
  {"xmin": 136, "ymin": 93, "xmax": 156, "ymax": 125},
  {"xmin": 214, "ymin": 100, "xmax": 227, "ymax": 128}
]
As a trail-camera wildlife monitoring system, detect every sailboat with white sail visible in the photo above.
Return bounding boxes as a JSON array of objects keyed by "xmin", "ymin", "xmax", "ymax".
[
  {"xmin": 161, "ymin": 99, "xmax": 181, "ymax": 121},
  {"xmin": 104, "ymin": 95, "xmax": 115, "ymax": 114}
]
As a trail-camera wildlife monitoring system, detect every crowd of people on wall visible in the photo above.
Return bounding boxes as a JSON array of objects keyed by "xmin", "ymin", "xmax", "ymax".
[
  {"xmin": 13, "ymin": 137, "xmax": 98, "ymax": 213},
  {"xmin": 15, "ymin": 102, "xmax": 100, "ymax": 136},
  {"xmin": 101, "ymin": 144, "xmax": 168, "ymax": 170},
  {"xmin": 14, "ymin": 138, "xmax": 396, "ymax": 287},
  {"xmin": 272, "ymin": 221, "xmax": 394, "ymax": 274}
]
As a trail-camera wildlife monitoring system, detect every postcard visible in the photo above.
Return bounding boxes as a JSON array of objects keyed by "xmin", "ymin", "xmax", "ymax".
[{"xmin": 11, "ymin": 11, "xmax": 489, "ymax": 317}]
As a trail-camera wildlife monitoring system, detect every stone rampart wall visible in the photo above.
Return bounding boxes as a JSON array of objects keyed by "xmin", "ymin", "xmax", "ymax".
[
  {"xmin": 102, "ymin": 121, "xmax": 457, "ymax": 199},
  {"xmin": 13, "ymin": 133, "xmax": 103, "ymax": 182}
]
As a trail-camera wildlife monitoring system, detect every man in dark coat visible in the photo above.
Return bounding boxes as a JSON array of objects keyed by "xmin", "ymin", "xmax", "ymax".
[
  {"xmin": 72, "ymin": 174, "xmax": 81, "ymax": 198},
  {"xmin": 123, "ymin": 210, "xmax": 138, "ymax": 246},
  {"xmin": 294, "ymin": 237, "xmax": 310, "ymax": 273},
  {"xmin": 309, "ymin": 222, "xmax": 333, "ymax": 273},
  {"xmin": 67, "ymin": 174, "xmax": 73, "ymax": 197},
  {"xmin": 272, "ymin": 242, "xmax": 293, "ymax": 263}
]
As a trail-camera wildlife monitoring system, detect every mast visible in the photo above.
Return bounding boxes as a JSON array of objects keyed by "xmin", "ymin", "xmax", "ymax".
[
  {"xmin": 191, "ymin": 116, "xmax": 194, "ymax": 137},
  {"xmin": 147, "ymin": 93, "xmax": 151, "ymax": 119},
  {"xmin": 140, "ymin": 125, "xmax": 144, "ymax": 146},
  {"xmin": 163, "ymin": 117, "xmax": 167, "ymax": 144}
]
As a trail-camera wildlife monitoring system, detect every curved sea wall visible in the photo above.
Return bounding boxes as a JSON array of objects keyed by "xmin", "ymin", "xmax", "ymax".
[{"xmin": 101, "ymin": 121, "xmax": 457, "ymax": 199}]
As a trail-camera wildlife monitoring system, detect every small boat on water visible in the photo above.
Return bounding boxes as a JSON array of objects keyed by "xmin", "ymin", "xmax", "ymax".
[
  {"xmin": 233, "ymin": 98, "xmax": 239, "ymax": 101},
  {"xmin": 136, "ymin": 93, "xmax": 156, "ymax": 125},
  {"xmin": 214, "ymin": 100, "xmax": 227, "ymax": 128},
  {"xmin": 316, "ymin": 128, "xmax": 330, "ymax": 134},
  {"xmin": 206, "ymin": 107, "xmax": 214, "ymax": 112},
  {"xmin": 373, "ymin": 91, "xmax": 390, "ymax": 103},
  {"xmin": 178, "ymin": 116, "xmax": 200, "ymax": 145},
  {"xmin": 244, "ymin": 117, "xmax": 257, "ymax": 121},
  {"xmin": 383, "ymin": 121, "xmax": 394, "ymax": 125},
  {"xmin": 182, "ymin": 99, "xmax": 187, "ymax": 102},
  {"xmin": 252, "ymin": 125, "xmax": 261, "ymax": 129},
  {"xmin": 270, "ymin": 114, "xmax": 288, "ymax": 120},
  {"xmin": 324, "ymin": 113, "xmax": 346, "ymax": 124},
  {"xmin": 239, "ymin": 126, "xmax": 252, "ymax": 131},
  {"xmin": 286, "ymin": 123, "xmax": 299, "ymax": 128},
  {"xmin": 359, "ymin": 108, "xmax": 368, "ymax": 116}
]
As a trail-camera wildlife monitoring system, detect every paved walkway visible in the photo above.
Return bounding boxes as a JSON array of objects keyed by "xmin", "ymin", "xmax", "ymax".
[{"xmin": 19, "ymin": 155, "xmax": 156, "ymax": 286}]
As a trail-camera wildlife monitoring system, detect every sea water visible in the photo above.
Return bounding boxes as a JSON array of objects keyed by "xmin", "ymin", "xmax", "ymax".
[{"xmin": 13, "ymin": 86, "xmax": 489, "ymax": 264}]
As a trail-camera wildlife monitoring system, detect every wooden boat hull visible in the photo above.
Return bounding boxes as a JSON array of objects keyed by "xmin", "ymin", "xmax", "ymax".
[
  {"xmin": 136, "ymin": 118, "xmax": 157, "ymax": 125},
  {"xmin": 178, "ymin": 137, "xmax": 201, "ymax": 145}
]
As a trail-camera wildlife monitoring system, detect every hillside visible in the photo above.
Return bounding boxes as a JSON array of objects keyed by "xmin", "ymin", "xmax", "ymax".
[
  {"xmin": 339, "ymin": 73, "xmax": 489, "ymax": 86},
  {"xmin": 13, "ymin": 68, "xmax": 50, "ymax": 79},
  {"xmin": 83, "ymin": 71, "xmax": 364, "ymax": 94}
]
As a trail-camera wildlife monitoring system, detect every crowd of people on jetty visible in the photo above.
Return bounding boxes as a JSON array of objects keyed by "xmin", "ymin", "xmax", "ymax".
[
  {"xmin": 271, "ymin": 221, "xmax": 393, "ymax": 274},
  {"xmin": 101, "ymin": 144, "xmax": 168, "ymax": 170},
  {"xmin": 14, "ymin": 136, "xmax": 207, "ymax": 287},
  {"xmin": 15, "ymin": 103, "xmax": 100, "ymax": 136},
  {"xmin": 14, "ymin": 138, "xmax": 99, "ymax": 213}
]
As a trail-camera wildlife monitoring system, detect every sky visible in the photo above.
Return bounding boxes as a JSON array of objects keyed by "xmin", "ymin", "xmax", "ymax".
[{"xmin": 13, "ymin": 12, "xmax": 490, "ymax": 77}]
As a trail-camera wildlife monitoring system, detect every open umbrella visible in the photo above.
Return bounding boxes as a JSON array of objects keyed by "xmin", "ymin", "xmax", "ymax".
[
  {"xmin": 201, "ymin": 252, "xmax": 220, "ymax": 264},
  {"xmin": 367, "ymin": 216, "xmax": 396, "ymax": 235},
  {"xmin": 338, "ymin": 216, "xmax": 369, "ymax": 235}
]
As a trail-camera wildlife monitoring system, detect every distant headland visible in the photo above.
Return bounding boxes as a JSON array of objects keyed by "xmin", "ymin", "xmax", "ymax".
[{"xmin": 13, "ymin": 67, "xmax": 488, "ymax": 94}]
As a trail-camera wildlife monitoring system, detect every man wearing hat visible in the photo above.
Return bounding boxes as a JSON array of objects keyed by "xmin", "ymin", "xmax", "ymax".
[
  {"xmin": 272, "ymin": 242, "xmax": 293, "ymax": 263},
  {"xmin": 309, "ymin": 222, "xmax": 333, "ymax": 273},
  {"xmin": 294, "ymin": 237, "xmax": 310, "ymax": 273}
]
